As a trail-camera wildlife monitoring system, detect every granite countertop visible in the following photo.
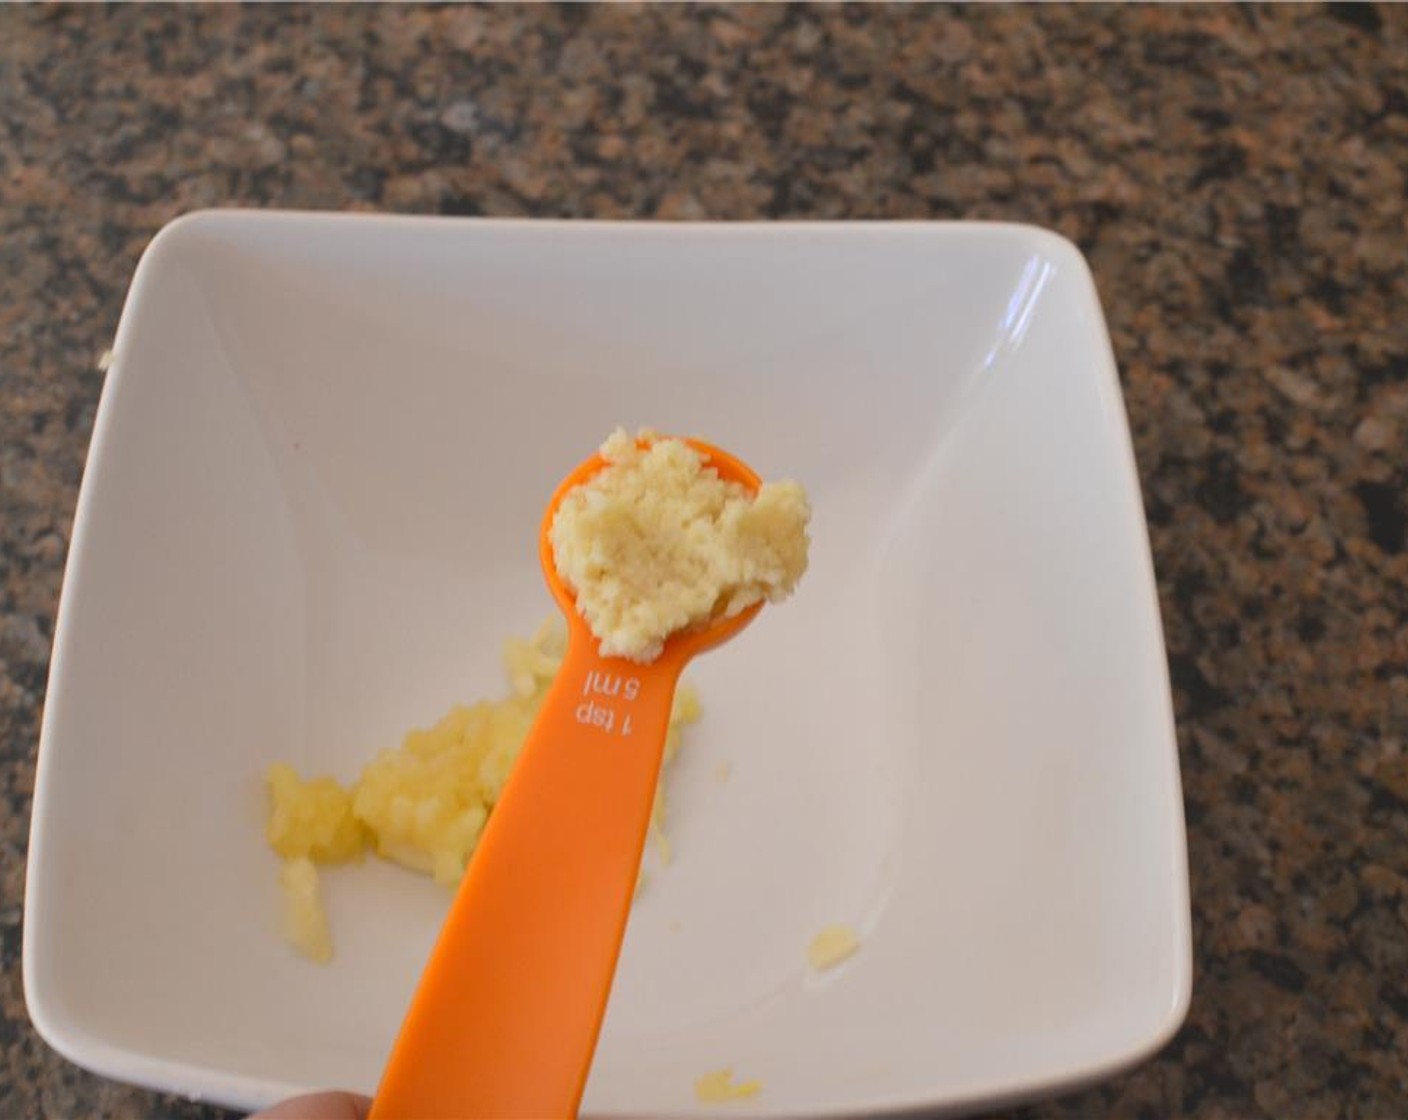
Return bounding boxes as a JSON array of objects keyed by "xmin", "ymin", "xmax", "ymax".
[{"xmin": 2, "ymin": 4, "xmax": 1405, "ymax": 1117}]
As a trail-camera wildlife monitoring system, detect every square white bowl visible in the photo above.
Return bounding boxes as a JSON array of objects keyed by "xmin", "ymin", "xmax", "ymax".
[{"xmin": 25, "ymin": 213, "xmax": 1191, "ymax": 1118}]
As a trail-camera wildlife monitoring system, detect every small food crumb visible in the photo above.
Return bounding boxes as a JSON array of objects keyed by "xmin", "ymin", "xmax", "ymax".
[
  {"xmin": 266, "ymin": 764, "xmax": 367, "ymax": 864},
  {"xmin": 549, "ymin": 429, "xmax": 811, "ymax": 662},
  {"xmin": 278, "ymin": 857, "xmax": 333, "ymax": 964},
  {"xmin": 807, "ymin": 923, "xmax": 860, "ymax": 972},
  {"xmin": 694, "ymin": 1068, "xmax": 763, "ymax": 1103},
  {"xmin": 264, "ymin": 619, "xmax": 701, "ymax": 961},
  {"xmin": 713, "ymin": 760, "xmax": 732, "ymax": 782}
]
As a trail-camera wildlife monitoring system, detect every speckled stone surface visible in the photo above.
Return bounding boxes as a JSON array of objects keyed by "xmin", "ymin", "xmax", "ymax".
[{"xmin": 1, "ymin": 4, "xmax": 1405, "ymax": 1118}]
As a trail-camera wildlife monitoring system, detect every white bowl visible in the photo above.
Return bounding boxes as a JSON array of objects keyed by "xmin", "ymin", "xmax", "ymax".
[{"xmin": 25, "ymin": 213, "xmax": 1191, "ymax": 1118}]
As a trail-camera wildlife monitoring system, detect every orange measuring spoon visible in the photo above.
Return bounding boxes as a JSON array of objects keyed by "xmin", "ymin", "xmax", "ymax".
[{"xmin": 370, "ymin": 438, "xmax": 764, "ymax": 1120}]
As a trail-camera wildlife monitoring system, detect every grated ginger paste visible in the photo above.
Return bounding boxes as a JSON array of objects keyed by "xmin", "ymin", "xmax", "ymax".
[
  {"xmin": 549, "ymin": 429, "xmax": 811, "ymax": 662},
  {"xmin": 265, "ymin": 618, "xmax": 700, "ymax": 961}
]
